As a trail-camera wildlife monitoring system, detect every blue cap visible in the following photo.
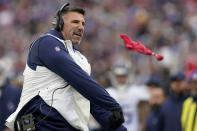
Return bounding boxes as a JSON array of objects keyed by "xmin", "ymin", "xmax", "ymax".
[
  {"xmin": 146, "ymin": 76, "xmax": 161, "ymax": 86},
  {"xmin": 188, "ymin": 70, "xmax": 197, "ymax": 82},
  {"xmin": 170, "ymin": 72, "xmax": 185, "ymax": 81}
]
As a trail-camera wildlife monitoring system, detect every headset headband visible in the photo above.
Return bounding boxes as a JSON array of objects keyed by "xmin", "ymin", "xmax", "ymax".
[
  {"xmin": 59, "ymin": 3, "xmax": 70, "ymax": 13},
  {"xmin": 53, "ymin": 3, "xmax": 70, "ymax": 31}
]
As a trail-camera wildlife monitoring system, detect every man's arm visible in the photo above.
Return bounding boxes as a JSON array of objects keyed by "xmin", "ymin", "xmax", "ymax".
[
  {"xmin": 36, "ymin": 36, "xmax": 120, "ymax": 110},
  {"xmin": 90, "ymin": 102, "xmax": 126, "ymax": 131}
]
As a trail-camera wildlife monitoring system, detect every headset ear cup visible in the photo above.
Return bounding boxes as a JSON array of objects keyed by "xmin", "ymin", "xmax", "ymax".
[
  {"xmin": 54, "ymin": 11, "xmax": 64, "ymax": 32},
  {"xmin": 59, "ymin": 16, "xmax": 64, "ymax": 31}
]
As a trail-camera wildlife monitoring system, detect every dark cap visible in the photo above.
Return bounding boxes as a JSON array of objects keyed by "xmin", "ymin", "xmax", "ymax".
[
  {"xmin": 170, "ymin": 72, "xmax": 185, "ymax": 82},
  {"xmin": 188, "ymin": 70, "xmax": 197, "ymax": 82},
  {"xmin": 146, "ymin": 76, "xmax": 161, "ymax": 87}
]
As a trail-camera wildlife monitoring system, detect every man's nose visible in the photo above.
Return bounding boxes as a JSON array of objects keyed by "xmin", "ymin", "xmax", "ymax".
[{"xmin": 78, "ymin": 23, "xmax": 84, "ymax": 32}]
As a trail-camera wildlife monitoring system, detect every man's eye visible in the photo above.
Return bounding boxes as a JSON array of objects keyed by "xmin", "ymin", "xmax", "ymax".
[
  {"xmin": 71, "ymin": 20, "xmax": 85, "ymax": 26},
  {"xmin": 72, "ymin": 20, "xmax": 79, "ymax": 23}
]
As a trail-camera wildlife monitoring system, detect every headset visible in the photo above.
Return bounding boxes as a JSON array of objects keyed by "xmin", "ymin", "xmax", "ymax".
[{"xmin": 54, "ymin": 3, "xmax": 70, "ymax": 32}]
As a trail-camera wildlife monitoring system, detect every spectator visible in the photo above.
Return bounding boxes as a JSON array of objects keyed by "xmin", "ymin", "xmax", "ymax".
[
  {"xmin": 157, "ymin": 72, "xmax": 189, "ymax": 131},
  {"xmin": 0, "ymin": 0, "xmax": 197, "ymax": 87},
  {"xmin": 107, "ymin": 60, "xmax": 150, "ymax": 131},
  {"xmin": 181, "ymin": 70, "xmax": 197, "ymax": 131},
  {"xmin": 146, "ymin": 76, "xmax": 161, "ymax": 92},
  {"xmin": 0, "ymin": 62, "xmax": 21, "ymax": 131},
  {"xmin": 146, "ymin": 85, "xmax": 165, "ymax": 131}
]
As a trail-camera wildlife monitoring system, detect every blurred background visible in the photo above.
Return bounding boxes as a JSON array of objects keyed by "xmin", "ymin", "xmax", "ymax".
[
  {"xmin": 0, "ymin": 0, "xmax": 197, "ymax": 131},
  {"xmin": 0, "ymin": 0, "xmax": 197, "ymax": 89}
]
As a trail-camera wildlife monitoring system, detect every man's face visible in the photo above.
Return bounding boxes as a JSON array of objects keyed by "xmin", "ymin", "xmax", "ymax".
[
  {"xmin": 115, "ymin": 75, "xmax": 128, "ymax": 85},
  {"xmin": 150, "ymin": 88, "xmax": 165, "ymax": 112},
  {"xmin": 190, "ymin": 80, "xmax": 197, "ymax": 96},
  {"xmin": 171, "ymin": 80, "xmax": 187, "ymax": 94},
  {"xmin": 150, "ymin": 88, "xmax": 165, "ymax": 106},
  {"xmin": 61, "ymin": 11, "xmax": 85, "ymax": 45}
]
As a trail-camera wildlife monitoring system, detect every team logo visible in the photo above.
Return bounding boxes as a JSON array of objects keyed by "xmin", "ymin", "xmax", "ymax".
[{"xmin": 55, "ymin": 46, "xmax": 60, "ymax": 51}]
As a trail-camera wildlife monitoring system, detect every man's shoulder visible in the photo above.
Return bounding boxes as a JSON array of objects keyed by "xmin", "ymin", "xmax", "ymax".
[
  {"xmin": 32, "ymin": 33, "xmax": 65, "ymax": 49},
  {"xmin": 37, "ymin": 34, "xmax": 59, "ymax": 43},
  {"xmin": 128, "ymin": 84, "xmax": 146, "ymax": 90},
  {"xmin": 161, "ymin": 98, "xmax": 170, "ymax": 107},
  {"xmin": 2, "ymin": 84, "xmax": 21, "ymax": 101},
  {"xmin": 160, "ymin": 97, "xmax": 175, "ymax": 111},
  {"xmin": 183, "ymin": 96, "xmax": 193, "ymax": 105},
  {"xmin": 128, "ymin": 85, "xmax": 150, "ymax": 95},
  {"xmin": 5, "ymin": 84, "xmax": 21, "ymax": 95}
]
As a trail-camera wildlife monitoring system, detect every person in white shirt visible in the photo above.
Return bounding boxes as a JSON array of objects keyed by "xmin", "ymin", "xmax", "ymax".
[{"xmin": 107, "ymin": 61, "xmax": 150, "ymax": 131}]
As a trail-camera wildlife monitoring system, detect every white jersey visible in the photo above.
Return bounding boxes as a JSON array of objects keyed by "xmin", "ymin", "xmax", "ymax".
[
  {"xmin": 107, "ymin": 85, "xmax": 150, "ymax": 131},
  {"xmin": 6, "ymin": 34, "xmax": 91, "ymax": 131}
]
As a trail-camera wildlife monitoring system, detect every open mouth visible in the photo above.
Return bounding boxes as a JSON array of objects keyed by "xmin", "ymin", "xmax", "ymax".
[{"xmin": 73, "ymin": 32, "xmax": 82, "ymax": 37}]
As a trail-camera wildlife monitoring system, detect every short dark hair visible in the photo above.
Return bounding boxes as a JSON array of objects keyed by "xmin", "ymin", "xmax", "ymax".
[{"xmin": 60, "ymin": 7, "xmax": 85, "ymax": 16}]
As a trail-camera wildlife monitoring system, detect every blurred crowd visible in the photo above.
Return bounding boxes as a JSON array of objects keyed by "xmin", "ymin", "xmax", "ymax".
[
  {"xmin": 0, "ymin": 0, "xmax": 197, "ymax": 87},
  {"xmin": 0, "ymin": 0, "xmax": 197, "ymax": 131}
]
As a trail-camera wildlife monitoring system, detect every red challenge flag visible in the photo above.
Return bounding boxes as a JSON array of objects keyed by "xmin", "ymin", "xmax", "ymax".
[{"xmin": 120, "ymin": 34, "xmax": 164, "ymax": 61}]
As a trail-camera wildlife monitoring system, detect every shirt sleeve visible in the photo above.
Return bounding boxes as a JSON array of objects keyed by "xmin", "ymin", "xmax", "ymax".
[
  {"xmin": 90, "ymin": 102, "xmax": 127, "ymax": 130},
  {"xmin": 37, "ymin": 36, "xmax": 120, "ymax": 111}
]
